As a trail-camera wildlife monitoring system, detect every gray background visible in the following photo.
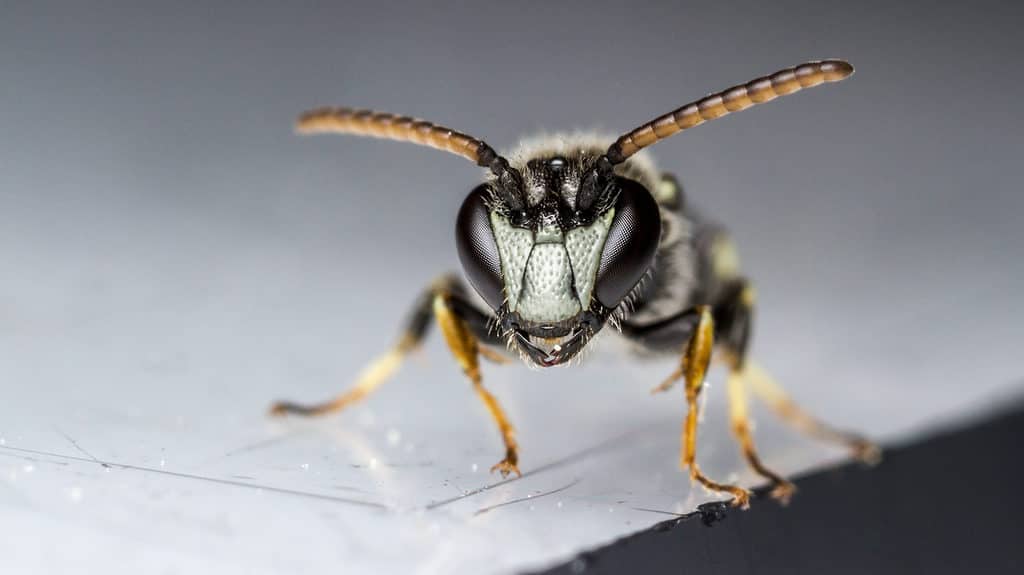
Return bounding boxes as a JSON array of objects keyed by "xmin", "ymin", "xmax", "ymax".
[{"xmin": 1, "ymin": 1, "xmax": 1021, "ymax": 573}]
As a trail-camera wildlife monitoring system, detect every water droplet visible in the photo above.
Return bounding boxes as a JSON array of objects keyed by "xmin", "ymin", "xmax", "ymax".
[
  {"xmin": 300, "ymin": 463, "xmax": 310, "ymax": 471},
  {"xmin": 556, "ymin": 501, "xmax": 563, "ymax": 509},
  {"xmin": 386, "ymin": 429, "xmax": 401, "ymax": 446},
  {"xmin": 368, "ymin": 458, "xmax": 379, "ymax": 470},
  {"xmin": 68, "ymin": 486, "xmax": 83, "ymax": 502},
  {"xmin": 0, "ymin": 437, "xmax": 6, "ymax": 446},
  {"xmin": 471, "ymin": 463, "xmax": 479, "ymax": 473},
  {"xmin": 159, "ymin": 459, "xmax": 166, "ymax": 468},
  {"xmin": 22, "ymin": 464, "xmax": 34, "ymax": 473}
]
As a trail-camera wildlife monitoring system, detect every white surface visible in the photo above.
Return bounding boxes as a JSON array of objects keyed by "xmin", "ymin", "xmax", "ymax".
[{"xmin": 0, "ymin": 259, "xmax": 1020, "ymax": 574}]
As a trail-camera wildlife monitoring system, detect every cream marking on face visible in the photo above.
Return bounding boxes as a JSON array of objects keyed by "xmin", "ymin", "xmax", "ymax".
[
  {"xmin": 489, "ymin": 212, "xmax": 533, "ymax": 311},
  {"xmin": 491, "ymin": 209, "xmax": 617, "ymax": 324},
  {"xmin": 565, "ymin": 208, "xmax": 615, "ymax": 311},
  {"xmin": 517, "ymin": 243, "xmax": 581, "ymax": 322}
]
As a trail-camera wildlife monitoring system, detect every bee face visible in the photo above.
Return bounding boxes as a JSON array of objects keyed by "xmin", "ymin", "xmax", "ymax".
[{"xmin": 456, "ymin": 154, "xmax": 661, "ymax": 366}]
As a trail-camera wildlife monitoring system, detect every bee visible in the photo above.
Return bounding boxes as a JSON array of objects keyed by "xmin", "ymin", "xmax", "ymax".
[{"xmin": 270, "ymin": 60, "xmax": 879, "ymax": 508}]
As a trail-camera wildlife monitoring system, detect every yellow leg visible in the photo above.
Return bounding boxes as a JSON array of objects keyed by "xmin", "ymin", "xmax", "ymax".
[
  {"xmin": 269, "ymin": 277, "xmax": 519, "ymax": 477},
  {"xmin": 267, "ymin": 275, "xmax": 458, "ymax": 417},
  {"xmin": 746, "ymin": 361, "xmax": 881, "ymax": 465},
  {"xmin": 268, "ymin": 333, "xmax": 415, "ymax": 417},
  {"xmin": 433, "ymin": 292, "xmax": 520, "ymax": 477},
  {"xmin": 660, "ymin": 306, "xmax": 751, "ymax": 508},
  {"xmin": 726, "ymin": 366, "xmax": 796, "ymax": 503}
]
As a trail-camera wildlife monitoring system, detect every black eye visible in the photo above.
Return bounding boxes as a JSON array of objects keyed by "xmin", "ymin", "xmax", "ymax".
[
  {"xmin": 594, "ymin": 178, "xmax": 661, "ymax": 308},
  {"xmin": 455, "ymin": 185, "xmax": 504, "ymax": 310}
]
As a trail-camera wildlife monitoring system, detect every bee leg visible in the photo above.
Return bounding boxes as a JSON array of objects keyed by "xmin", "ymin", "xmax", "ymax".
[
  {"xmin": 725, "ymin": 367, "xmax": 799, "ymax": 503},
  {"xmin": 268, "ymin": 275, "xmax": 451, "ymax": 417},
  {"xmin": 718, "ymin": 280, "xmax": 879, "ymax": 496},
  {"xmin": 725, "ymin": 361, "xmax": 797, "ymax": 504},
  {"xmin": 746, "ymin": 361, "xmax": 881, "ymax": 465},
  {"xmin": 663, "ymin": 305, "xmax": 752, "ymax": 508},
  {"xmin": 268, "ymin": 274, "xmax": 510, "ymax": 420},
  {"xmin": 709, "ymin": 280, "xmax": 796, "ymax": 503},
  {"xmin": 270, "ymin": 274, "xmax": 519, "ymax": 477},
  {"xmin": 432, "ymin": 291, "xmax": 520, "ymax": 478},
  {"xmin": 267, "ymin": 332, "xmax": 417, "ymax": 417}
]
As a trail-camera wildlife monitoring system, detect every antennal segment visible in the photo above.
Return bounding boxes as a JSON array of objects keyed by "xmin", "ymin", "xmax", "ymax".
[
  {"xmin": 605, "ymin": 60, "xmax": 854, "ymax": 164},
  {"xmin": 297, "ymin": 107, "xmax": 498, "ymax": 166},
  {"xmin": 297, "ymin": 107, "xmax": 526, "ymax": 209}
]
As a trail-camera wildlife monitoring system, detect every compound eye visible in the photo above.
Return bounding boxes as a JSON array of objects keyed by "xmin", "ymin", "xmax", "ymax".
[
  {"xmin": 455, "ymin": 185, "xmax": 504, "ymax": 310},
  {"xmin": 594, "ymin": 178, "xmax": 661, "ymax": 308}
]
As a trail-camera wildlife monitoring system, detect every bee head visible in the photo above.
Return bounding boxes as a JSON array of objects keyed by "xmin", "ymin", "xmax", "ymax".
[{"xmin": 456, "ymin": 150, "xmax": 661, "ymax": 366}]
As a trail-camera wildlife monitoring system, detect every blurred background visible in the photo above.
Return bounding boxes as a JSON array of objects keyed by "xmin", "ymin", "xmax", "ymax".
[{"xmin": 1, "ymin": 1, "xmax": 1021, "ymax": 573}]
